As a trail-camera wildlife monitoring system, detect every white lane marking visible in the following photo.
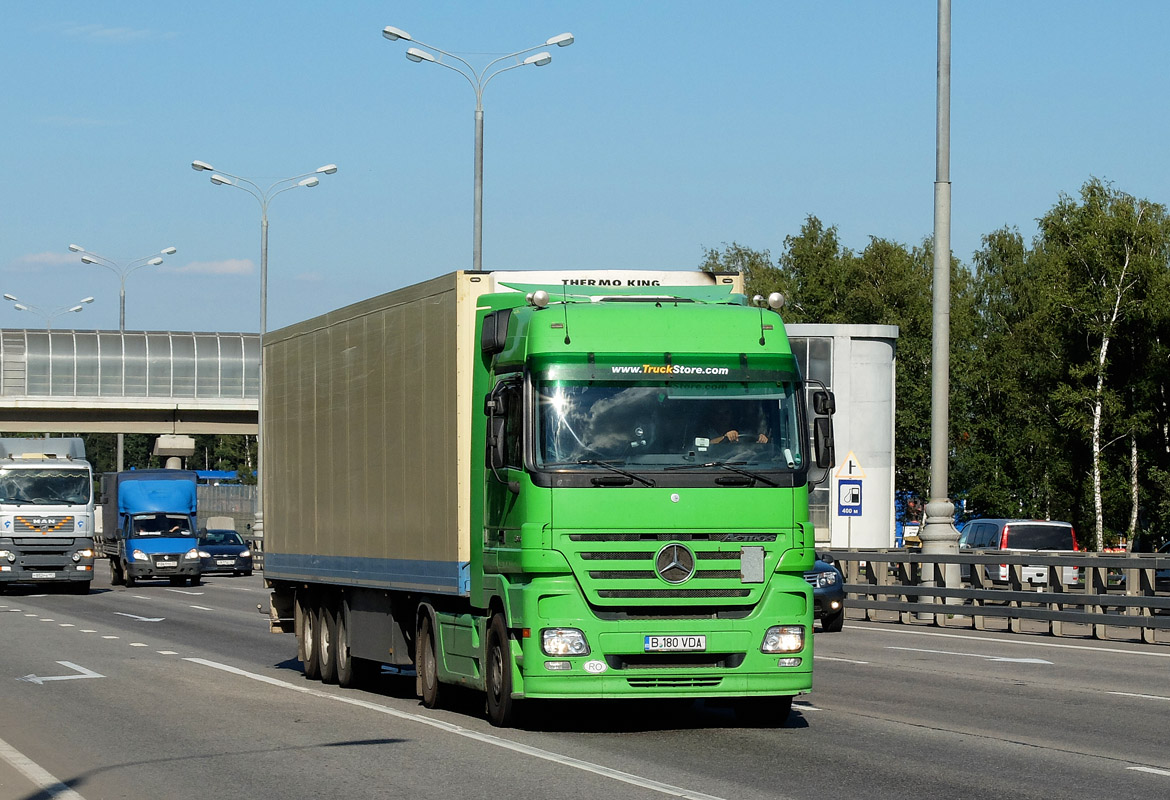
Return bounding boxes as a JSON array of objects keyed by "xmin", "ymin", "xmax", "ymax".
[
  {"xmin": 114, "ymin": 612, "xmax": 164, "ymax": 622},
  {"xmin": 166, "ymin": 589, "xmax": 204, "ymax": 596},
  {"xmin": 188, "ymin": 605, "xmax": 213, "ymax": 611},
  {"xmin": 59, "ymin": 623, "xmax": 75, "ymax": 627},
  {"xmin": 814, "ymin": 655, "xmax": 870, "ymax": 665},
  {"xmin": 158, "ymin": 651, "xmax": 178, "ymax": 655},
  {"xmin": 0, "ymin": 733, "xmax": 87, "ymax": 799},
  {"xmin": 24, "ymin": 613, "xmax": 37, "ymax": 617},
  {"xmin": 793, "ymin": 701, "xmax": 822, "ymax": 711},
  {"xmin": 851, "ymin": 624, "xmax": 1170, "ymax": 659},
  {"xmin": 887, "ymin": 646, "xmax": 1052, "ymax": 665},
  {"xmin": 187, "ymin": 658, "xmax": 738, "ymax": 800},
  {"xmin": 101, "ymin": 636, "xmax": 118, "ymax": 640},
  {"xmin": 130, "ymin": 643, "xmax": 148, "ymax": 647},
  {"xmin": 1128, "ymin": 766, "xmax": 1170, "ymax": 777},
  {"xmin": 19, "ymin": 661, "xmax": 105, "ymax": 685},
  {"xmin": 80, "ymin": 629, "xmax": 96, "ymax": 633},
  {"xmin": 1109, "ymin": 691, "xmax": 1170, "ymax": 702},
  {"xmin": 39, "ymin": 618, "xmax": 55, "ymax": 622},
  {"xmin": 131, "ymin": 595, "xmax": 150, "ymax": 600}
]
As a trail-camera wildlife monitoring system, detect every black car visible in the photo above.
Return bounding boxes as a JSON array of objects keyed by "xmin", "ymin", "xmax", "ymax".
[
  {"xmin": 804, "ymin": 553, "xmax": 845, "ymax": 632},
  {"xmin": 197, "ymin": 529, "xmax": 254, "ymax": 576}
]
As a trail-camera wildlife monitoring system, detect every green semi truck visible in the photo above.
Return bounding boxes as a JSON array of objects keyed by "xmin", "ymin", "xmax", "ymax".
[{"xmin": 264, "ymin": 270, "xmax": 835, "ymax": 726}]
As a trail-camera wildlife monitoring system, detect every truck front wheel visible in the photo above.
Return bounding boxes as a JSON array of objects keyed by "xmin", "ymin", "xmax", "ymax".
[
  {"xmin": 417, "ymin": 614, "xmax": 442, "ymax": 709},
  {"xmin": 485, "ymin": 614, "xmax": 516, "ymax": 727},
  {"xmin": 110, "ymin": 559, "xmax": 124, "ymax": 586}
]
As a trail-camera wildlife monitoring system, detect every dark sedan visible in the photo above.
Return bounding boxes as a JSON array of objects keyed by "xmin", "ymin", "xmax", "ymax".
[
  {"xmin": 197, "ymin": 529, "xmax": 254, "ymax": 576},
  {"xmin": 804, "ymin": 553, "xmax": 845, "ymax": 632}
]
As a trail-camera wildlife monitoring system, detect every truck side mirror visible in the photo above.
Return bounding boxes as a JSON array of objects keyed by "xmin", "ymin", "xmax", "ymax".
[
  {"xmin": 483, "ymin": 391, "xmax": 507, "ymax": 418},
  {"xmin": 814, "ymin": 417, "xmax": 835, "ymax": 469},
  {"xmin": 813, "ymin": 390, "xmax": 836, "ymax": 416},
  {"xmin": 480, "ymin": 309, "xmax": 511, "ymax": 356}
]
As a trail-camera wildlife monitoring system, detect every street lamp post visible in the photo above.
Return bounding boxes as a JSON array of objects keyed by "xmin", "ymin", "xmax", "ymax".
[
  {"xmin": 3, "ymin": 293, "xmax": 94, "ymax": 329},
  {"xmin": 382, "ymin": 25, "xmax": 573, "ymax": 270},
  {"xmin": 190, "ymin": 160, "xmax": 337, "ymax": 541},
  {"xmin": 68, "ymin": 244, "xmax": 177, "ymax": 332},
  {"xmin": 69, "ymin": 243, "xmax": 176, "ymax": 472}
]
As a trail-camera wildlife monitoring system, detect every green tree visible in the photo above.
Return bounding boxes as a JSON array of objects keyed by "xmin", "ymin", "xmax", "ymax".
[{"xmin": 1038, "ymin": 179, "xmax": 1170, "ymax": 549}]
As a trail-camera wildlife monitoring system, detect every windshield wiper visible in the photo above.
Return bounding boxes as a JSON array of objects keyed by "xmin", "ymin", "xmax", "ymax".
[
  {"xmin": 665, "ymin": 460, "xmax": 778, "ymax": 487},
  {"xmin": 576, "ymin": 460, "xmax": 656, "ymax": 487}
]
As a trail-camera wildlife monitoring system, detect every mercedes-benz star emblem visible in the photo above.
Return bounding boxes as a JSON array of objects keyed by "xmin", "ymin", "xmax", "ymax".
[{"xmin": 655, "ymin": 543, "xmax": 696, "ymax": 584}]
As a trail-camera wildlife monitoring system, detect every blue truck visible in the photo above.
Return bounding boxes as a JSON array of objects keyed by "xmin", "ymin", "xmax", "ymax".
[{"xmin": 98, "ymin": 470, "xmax": 202, "ymax": 587}]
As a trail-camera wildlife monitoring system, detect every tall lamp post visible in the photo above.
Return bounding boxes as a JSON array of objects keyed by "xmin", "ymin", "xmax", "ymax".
[
  {"xmin": 68, "ymin": 245, "xmax": 177, "ymax": 332},
  {"xmin": 68, "ymin": 243, "xmax": 176, "ymax": 471},
  {"xmin": 3, "ymin": 293, "xmax": 94, "ymax": 329},
  {"xmin": 382, "ymin": 25, "xmax": 573, "ymax": 270},
  {"xmin": 190, "ymin": 160, "xmax": 337, "ymax": 541}
]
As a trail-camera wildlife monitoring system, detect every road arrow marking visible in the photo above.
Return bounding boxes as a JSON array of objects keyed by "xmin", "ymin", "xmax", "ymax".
[
  {"xmin": 888, "ymin": 646, "xmax": 1052, "ymax": 664},
  {"xmin": 114, "ymin": 612, "xmax": 165, "ymax": 622},
  {"xmin": 19, "ymin": 661, "xmax": 105, "ymax": 685}
]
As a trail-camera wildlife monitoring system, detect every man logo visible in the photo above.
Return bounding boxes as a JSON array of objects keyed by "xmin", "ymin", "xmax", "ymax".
[{"xmin": 655, "ymin": 543, "xmax": 696, "ymax": 584}]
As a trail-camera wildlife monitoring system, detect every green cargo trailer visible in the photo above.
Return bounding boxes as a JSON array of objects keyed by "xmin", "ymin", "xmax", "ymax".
[{"xmin": 264, "ymin": 270, "xmax": 835, "ymax": 726}]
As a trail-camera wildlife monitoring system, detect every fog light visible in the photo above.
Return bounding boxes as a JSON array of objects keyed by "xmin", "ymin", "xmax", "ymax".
[
  {"xmin": 830, "ymin": 600, "xmax": 841, "ymax": 610},
  {"xmin": 545, "ymin": 661, "xmax": 572, "ymax": 671},
  {"xmin": 761, "ymin": 625, "xmax": 805, "ymax": 654},
  {"xmin": 778, "ymin": 657, "xmax": 802, "ymax": 667},
  {"xmin": 0, "ymin": 565, "xmax": 10, "ymax": 572}
]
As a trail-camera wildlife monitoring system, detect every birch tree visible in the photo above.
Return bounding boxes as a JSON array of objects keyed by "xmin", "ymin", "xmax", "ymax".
[{"xmin": 1038, "ymin": 179, "xmax": 1170, "ymax": 550}]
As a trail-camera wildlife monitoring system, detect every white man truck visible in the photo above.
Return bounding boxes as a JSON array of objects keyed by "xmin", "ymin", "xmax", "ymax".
[{"xmin": 0, "ymin": 437, "xmax": 96, "ymax": 594}]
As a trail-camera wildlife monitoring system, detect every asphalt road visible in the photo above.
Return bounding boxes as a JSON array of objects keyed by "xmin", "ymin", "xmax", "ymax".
[{"xmin": 2, "ymin": 565, "xmax": 1169, "ymax": 800}]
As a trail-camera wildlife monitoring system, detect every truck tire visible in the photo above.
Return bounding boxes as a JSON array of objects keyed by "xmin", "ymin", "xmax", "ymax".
[
  {"xmin": 110, "ymin": 559, "xmax": 124, "ymax": 586},
  {"xmin": 821, "ymin": 608, "xmax": 844, "ymax": 633},
  {"xmin": 318, "ymin": 602, "xmax": 339, "ymax": 684},
  {"xmin": 169, "ymin": 576, "xmax": 185, "ymax": 586},
  {"xmin": 485, "ymin": 614, "xmax": 516, "ymax": 727},
  {"xmin": 417, "ymin": 614, "xmax": 443, "ymax": 709},
  {"xmin": 736, "ymin": 695, "xmax": 793, "ymax": 727},
  {"xmin": 68, "ymin": 581, "xmax": 91, "ymax": 595},
  {"xmin": 299, "ymin": 594, "xmax": 321, "ymax": 680},
  {"xmin": 189, "ymin": 576, "xmax": 202, "ymax": 587},
  {"xmin": 124, "ymin": 564, "xmax": 136, "ymax": 588}
]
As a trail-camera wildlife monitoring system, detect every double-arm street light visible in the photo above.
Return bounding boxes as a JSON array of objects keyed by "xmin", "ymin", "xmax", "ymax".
[
  {"xmin": 382, "ymin": 25, "xmax": 573, "ymax": 270},
  {"xmin": 4, "ymin": 293, "xmax": 94, "ymax": 329},
  {"xmin": 190, "ymin": 159, "xmax": 338, "ymax": 539},
  {"xmin": 67, "ymin": 244, "xmax": 177, "ymax": 331}
]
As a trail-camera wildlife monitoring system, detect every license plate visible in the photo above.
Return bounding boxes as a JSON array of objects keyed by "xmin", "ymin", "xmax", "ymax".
[
  {"xmin": 31, "ymin": 572, "xmax": 57, "ymax": 579},
  {"xmin": 644, "ymin": 635, "xmax": 706, "ymax": 652},
  {"xmin": 216, "ymin": 559, "xmax": 235, "ymax": 566},
  {"xmin": 156, "ymin": 560, "xmax": 177, "ymax": 568}
]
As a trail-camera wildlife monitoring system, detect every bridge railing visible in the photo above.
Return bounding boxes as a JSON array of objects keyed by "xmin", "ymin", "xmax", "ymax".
[{"xmin": 826, "ymin": 549, "xmax": 1170, "ymax": 644}]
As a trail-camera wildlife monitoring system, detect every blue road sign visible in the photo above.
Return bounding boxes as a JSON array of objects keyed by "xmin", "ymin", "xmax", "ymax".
[{"xmin": 838, "ymin": 479, "xmax": 863, "ymax": 517}]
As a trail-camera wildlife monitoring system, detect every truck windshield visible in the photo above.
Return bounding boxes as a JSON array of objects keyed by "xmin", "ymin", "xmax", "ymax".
[
  {"xmin": 131, "ymin": 513, "xmax": 192, "ymax": 538},
  {"xmin": 535, "ymin": 378, "xmax": 804, "ymax": 471},
  {"xmin": 0, "ymin": 468, "xmax": 91, "ymax": 505}
]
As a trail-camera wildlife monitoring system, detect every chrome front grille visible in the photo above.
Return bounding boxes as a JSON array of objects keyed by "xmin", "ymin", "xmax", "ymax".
[{"xmin": 14, "ymin": 516, "xmax": 74, "ymax": 534}]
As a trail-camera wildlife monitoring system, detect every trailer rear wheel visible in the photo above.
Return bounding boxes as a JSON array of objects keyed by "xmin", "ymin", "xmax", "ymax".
[
  {"xmin": 318, "ymin": 601, "xmax": 339, "ymax": 684},
  {"xmin": 485, "ymin": 614, "xmax": 516, "ymax": 727},
  {"xmin": 417, "ymin": 614, "xmax": 442, "ymax": 708},
  {"xmin": 299, "ymin": 594, "xmax": 321, "ymax": 680}
]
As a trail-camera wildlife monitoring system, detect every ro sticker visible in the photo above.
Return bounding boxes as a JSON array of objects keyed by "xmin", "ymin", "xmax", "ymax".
[{"xmin": 583, "ymin": 659, "xmax": 607, "ymax": 674}]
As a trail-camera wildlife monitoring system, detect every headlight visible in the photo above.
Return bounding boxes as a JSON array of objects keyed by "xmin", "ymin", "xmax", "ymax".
[
  {"xmin": 761, "ymin": 625, "xmax": 805, "ymax": 654},
  {"xmin": 184, "ymin": 548, "xmax": 200, "ymax": 560},
  {"xmin": 198, "ymin": 550, "xmax": 211, "ymax": 558},
  {"xmin": 131, "ymin": 549, "xmax": 151, "ymax": 563},
  {"xmin": 71, "ymin": 549, "xmax": 95, "ymax": 562},
  {"xmin": 240, "ymin": 549, "xmax": 252, "ymax": 558},
  {"xmin": 541, "ymin": 628, "xmax": 590, "ymax": 656},
  {"xmin": 816, "ymin": 570, "xmax": 840, "ymax": 587},
  {"xmin": 0, "ymin": 550, "xmax": 10, "ymax": 560}
]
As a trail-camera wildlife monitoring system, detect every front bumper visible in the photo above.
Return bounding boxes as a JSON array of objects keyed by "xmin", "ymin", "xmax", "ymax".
[
  {"xmin": 126, "ymin": 561, "xmax": 200, "ymax": 579},
  {"xmin": 0, "ymin": 565, "xmax": 93, "ymax": 584},
  {"xmin": 511, "ymin": 574, "xmax": 813, "ymax": 700},
  {"xmin": 200, "ymin": 555, "xmax": 253, "ymax": 574}
]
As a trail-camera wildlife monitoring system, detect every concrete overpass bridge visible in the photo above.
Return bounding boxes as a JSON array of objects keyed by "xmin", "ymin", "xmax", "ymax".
[{"xmin": 0, "ymin": 329, "xmax": 258, "ymax": 434}]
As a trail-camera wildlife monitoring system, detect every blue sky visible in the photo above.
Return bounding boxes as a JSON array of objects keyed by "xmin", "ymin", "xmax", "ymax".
[{"xmin": 3, "ymin": 1, "xmax": 1169, "ymax": 332}]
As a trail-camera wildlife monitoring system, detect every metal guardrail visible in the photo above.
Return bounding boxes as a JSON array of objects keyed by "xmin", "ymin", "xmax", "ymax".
[{"xmin": 827, "ymin": 549, "xmax": 1170, "ymax": 644}]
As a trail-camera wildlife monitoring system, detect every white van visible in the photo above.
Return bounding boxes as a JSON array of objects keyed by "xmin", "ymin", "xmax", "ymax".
[{"xmin": 959, "ymin": 519, "xmax": 1079, "ymax": 585}]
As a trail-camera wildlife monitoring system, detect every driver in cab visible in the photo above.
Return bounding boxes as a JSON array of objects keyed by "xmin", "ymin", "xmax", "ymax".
[{"xmin": 709, "ymin": 402, "xmax": 770, "ymax": 445}]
